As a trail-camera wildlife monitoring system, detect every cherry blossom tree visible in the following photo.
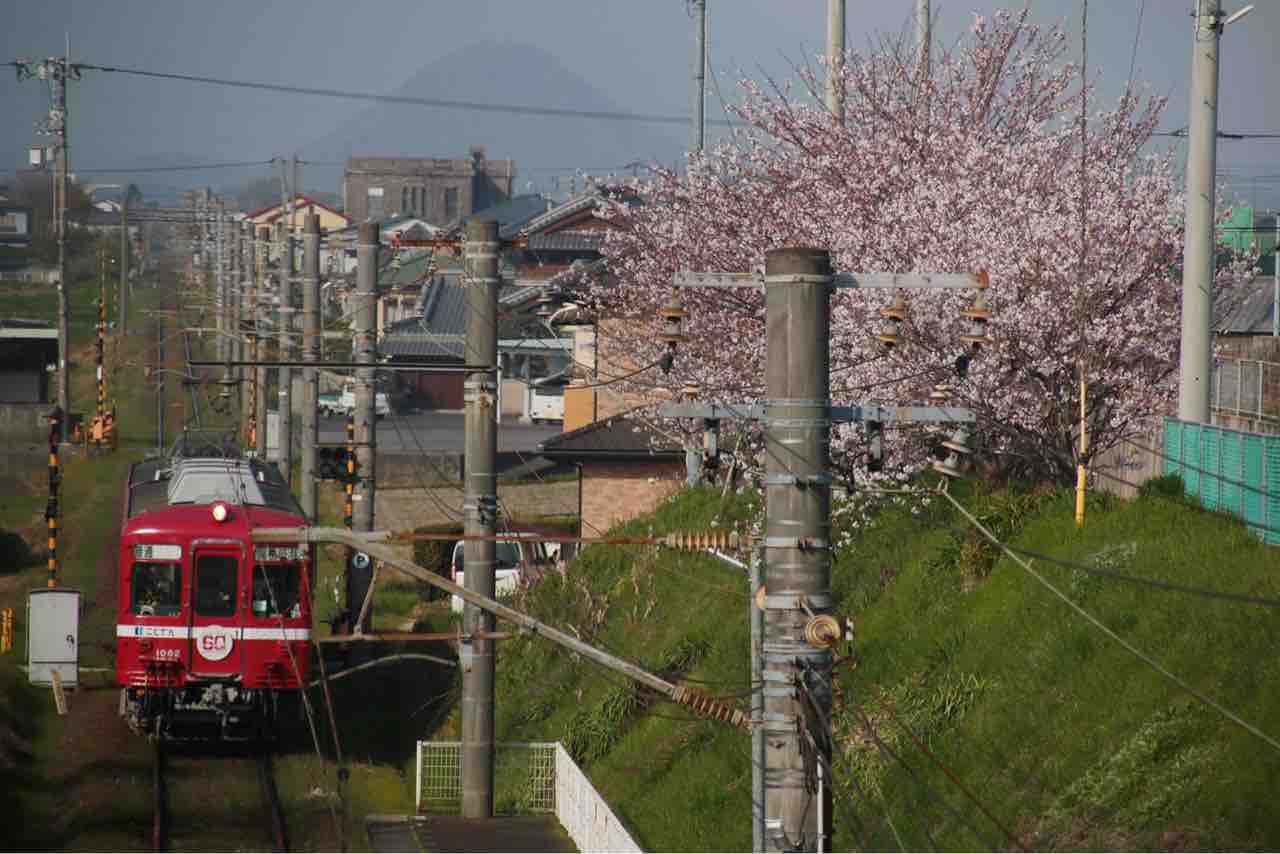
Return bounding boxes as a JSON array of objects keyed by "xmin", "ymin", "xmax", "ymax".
[{"xmin": 573, "ymin": 8, "xmax": 1249, "ymax": 485}]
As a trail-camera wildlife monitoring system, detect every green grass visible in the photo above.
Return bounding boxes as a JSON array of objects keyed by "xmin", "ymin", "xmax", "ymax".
[{"xmin": 464, "ymin": 478, "xmax": 1280, "ymax": 851}]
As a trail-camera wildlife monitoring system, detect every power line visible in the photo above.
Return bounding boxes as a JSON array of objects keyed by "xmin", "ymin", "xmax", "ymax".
[
  {"xmin": 938, "ymin": 486, "xmax": 1280, "ymax": 757},
  {"xmin": 67, "ymin": 61, "xmax": 740, "ymax": 128},
  {"xmin": 70, "ymin": 160, "xmax": 276, "ymax": 175}
]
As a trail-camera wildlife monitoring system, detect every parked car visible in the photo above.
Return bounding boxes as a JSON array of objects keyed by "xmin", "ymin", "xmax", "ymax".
[
  {"xmin": 449, "ymin": 533, "xmax": 551, "ymax": 613},
  {"xmin": 318, "ymin": 383, "xmax": 392, "ymax": 417}
]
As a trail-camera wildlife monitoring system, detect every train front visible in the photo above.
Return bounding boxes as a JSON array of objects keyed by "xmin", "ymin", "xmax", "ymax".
[{"xmin": 118, "ymin": 499, "xmax": 313, "ymax": 741}]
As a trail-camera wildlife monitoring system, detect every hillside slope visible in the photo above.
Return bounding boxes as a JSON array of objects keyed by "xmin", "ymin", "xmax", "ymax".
[{"xmin": 475, "ymin": 480, "xmax": 1280, "ymax": 851}]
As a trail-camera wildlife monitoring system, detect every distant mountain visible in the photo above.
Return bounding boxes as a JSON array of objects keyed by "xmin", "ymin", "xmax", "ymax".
[{"xmin": 299, "ymin": 40, "xmax": 685, "ymax": 195}]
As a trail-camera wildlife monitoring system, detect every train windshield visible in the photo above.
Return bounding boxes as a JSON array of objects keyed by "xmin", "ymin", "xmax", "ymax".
[
  {"xmin": 252, "ymin": 565, "xmax": 301, "ymax": 618},
  {"xmin": 131, "ymin": 563, "xmax": 182, "ymax": 617},
  {"xmin": 194, "ymin": 555, "xmax": 238, "ymax": 618}
]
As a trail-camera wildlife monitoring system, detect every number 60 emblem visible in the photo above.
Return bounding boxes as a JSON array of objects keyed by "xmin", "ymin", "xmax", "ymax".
[{"xmin": 196, "ymin": 626, "xmax": 236, "ymax": 661}]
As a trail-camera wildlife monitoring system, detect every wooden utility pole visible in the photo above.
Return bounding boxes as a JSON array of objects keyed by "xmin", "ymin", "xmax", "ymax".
[{"xmin": 461, "ymin": 218, "xmax": 500, "ymax": 819}]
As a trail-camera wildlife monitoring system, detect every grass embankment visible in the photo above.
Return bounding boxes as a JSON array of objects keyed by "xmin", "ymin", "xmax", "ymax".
[{"xmin": 466, "ymin": 480, "xmax": 1280, "ymax": 851}]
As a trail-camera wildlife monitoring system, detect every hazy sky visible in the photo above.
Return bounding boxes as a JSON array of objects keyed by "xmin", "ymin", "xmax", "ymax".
[{"xmin": 3, "ymin": 1, "xmax": 1278, "ymax": 204}]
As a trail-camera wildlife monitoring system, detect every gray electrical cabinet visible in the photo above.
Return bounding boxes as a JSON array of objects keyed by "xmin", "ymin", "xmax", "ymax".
[{"xmin": 27, "ymin": 588, "xmax": 80, "ymax": 687}]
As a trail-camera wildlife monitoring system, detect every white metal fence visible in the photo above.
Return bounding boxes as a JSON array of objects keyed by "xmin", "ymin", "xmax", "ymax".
[
  {"xmin": 1213, "ymin": 357, "xmax": 1279, "ymax": 422},
  {"xmin": 416, "ymin": 740, "xmax": 642, "ymax": 853}
]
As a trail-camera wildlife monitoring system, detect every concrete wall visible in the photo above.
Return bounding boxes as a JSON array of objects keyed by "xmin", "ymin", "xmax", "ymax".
[
  {"xmin": 581, "ymin": 460, "xmax": 682, "ymax": 536},
  {"xmin": 0, "ymin": 402, "xmax": 52, "ymax": 442},
  {"xmin": 554, "ymin": 744, "xmax": 642, "ymax": 853},
  {"xmin": 1092, "ymin": 431, "xmax": 1165, "ymax": 499}
]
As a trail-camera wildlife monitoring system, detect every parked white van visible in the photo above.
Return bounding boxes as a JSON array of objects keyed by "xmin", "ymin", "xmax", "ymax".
[{"xmin": 449, "ymin": 533, "xmax": 550, "ymax": 613}]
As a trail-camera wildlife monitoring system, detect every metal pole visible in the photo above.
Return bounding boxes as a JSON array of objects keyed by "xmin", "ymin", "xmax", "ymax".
[
  {"xmin": 692, "ymin": 0, "xmax": 706, "ymax": 154},
  {"xmin": 763, "ymin": 247, "xmax": 833, "ymax": 853},
  {"xmin": 157, "ymin": 323, "xmax": 166, "ymax": 453},
  {"xmin": 826, "ymin": 0, "xmax": 845, "ymax": 124},
  {"xmin": 120, "ymin": 192, "xmax": 129, "ymax": 336},
  {"xmin": 1273, "ymin": 210, "xmax": 1278, "ymax": 337},
  {"xmin": 301, "ymin": 214, "xmax": 321, "ymax": 522},
  {"xmin": 1178, "ymin": 0, "xmax": 1221, "ymax": 423},
  {"xmin": 461, "ymin": 217, "xmax": 499, "ymax": 819},
  {"xmin": 256, "ymin": 225, "xmax": 271, "ymax": 457},
  {"xmin": 350, "ymin": 222, "xmax": 379, "ymax": 630},
  {"xmin": 276, "ymin": 218, "xmax": 294, "ymax": 484},
  {"xmin": 916, "ymin": 0, "xmax": 930, "ymax": 120},
  {"xmin": 751, "ymin": 545, "xmax": 765, "ymax": 853}
]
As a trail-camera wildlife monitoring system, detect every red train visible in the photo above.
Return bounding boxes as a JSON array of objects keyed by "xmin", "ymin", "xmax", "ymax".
[{"xmin": 117, "ymin": 437, "xmax": 313, "ymax": 741}]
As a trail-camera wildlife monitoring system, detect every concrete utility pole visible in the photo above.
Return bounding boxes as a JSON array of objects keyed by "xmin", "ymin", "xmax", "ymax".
[
  {"xmin": 15, "ymin": 55, "xmax": 79, "ymax": 440},
  {"xmin": 692, "ymin": 0, "xmax": 707, "ymax": 154},
  {"xmin": 238, "ymin": 221, "xmax": 252, "ymax": 437},
  {"xmin": 826, "ymin": 0, "xmax": 845, "ymax": 124},
  {"xmin": 300, "ymin": 214, "xmax": 321, "ymax": 522},
  {"xmin": 276, "ymin": 219, "xmax": 294, "ymax": 484},
  {"xmin": 461, "ymin": 217, "xmax": 500, "ymax": 819},
  {"xmin": 214, "ymin": 206, "xmax": 225, "ymax": 363},
  {"xmin": 917, "ymin": 0, "xmax": 930, "ymax": 73},
  {"xmin": 1178, "ymin": 0, "xmax": 1222, "ymax": 423},
  {"xmin": 225, "ymin": 215, "xmax": 239, "ymax": 404},
  {"xmin": 256, "ymin": 225, "xmax": 271, "ymax": 457},
  {"xmin": 762, "ymin": 248, "xmax": 834, "ymax": 853},
  {"xmin": 349, "ymin": 222, "xmax": 379, "ymax": 630}
]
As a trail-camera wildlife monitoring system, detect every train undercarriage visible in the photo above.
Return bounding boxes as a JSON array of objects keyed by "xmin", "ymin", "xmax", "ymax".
[{"xmin": 120, "ymin": 682, "xmax": 280, "ymax": 742}]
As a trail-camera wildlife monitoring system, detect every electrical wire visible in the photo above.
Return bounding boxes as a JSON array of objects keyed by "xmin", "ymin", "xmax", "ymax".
[
  {"xmin": 73, "ymin": 61, "xmax": 740, "ymax": 128},
  {"xmin": 938, "ymin": 486, "xmax": 1280, "ymax": 757}
]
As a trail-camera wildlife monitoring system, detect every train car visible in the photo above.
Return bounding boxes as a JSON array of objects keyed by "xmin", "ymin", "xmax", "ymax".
[{"xmin": 117, "ymin": 446, "xmax": 312, "ymax": 741}]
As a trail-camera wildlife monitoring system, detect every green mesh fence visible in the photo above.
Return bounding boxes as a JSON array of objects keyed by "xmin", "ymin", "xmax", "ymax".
[{"xmin": 1163, "ymin": 417, "xmax": 1280, "ymax": 545}]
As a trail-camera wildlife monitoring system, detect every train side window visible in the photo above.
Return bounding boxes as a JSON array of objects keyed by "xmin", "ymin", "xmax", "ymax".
[
  {"xmin": 194, "ymin": 555, "xmax": 238, "ymax": 618},
  {"xmin": 252, "ymin": 565, "xmax": 301, "ymax": 618},
  {"xmin": 132, "ymin": 563, "xmax": 182, "ymax": 617}
]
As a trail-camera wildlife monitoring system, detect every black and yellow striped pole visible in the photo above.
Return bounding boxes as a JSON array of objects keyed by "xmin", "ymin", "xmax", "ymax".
[
  {"xmin": 344, "ymin": 415, "xmax": 356, "ymax": 531},
  {"xmin": 95, "ymin": 248, "xmax": 107, "ymax": 440},
  {"xmin": 46, "ymin": 408, "xmax": 61, "ymax": 588}
]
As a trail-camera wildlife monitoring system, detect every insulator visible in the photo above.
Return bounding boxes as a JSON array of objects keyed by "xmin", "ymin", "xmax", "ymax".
[
  {"xmin": 933, "ymin": 453, "xmax": 966, "ymax": 479},
  {"xmin": 803, "ymin": 614, "xmax": 842, "ymax": 649},
  {"xmin": 960, "ymin": 292, "xmax": 993, "ymax": 350},
  {"xmin": 680, "ymin": 383, "xmax": 701, "ymax": 401},
  {"xmin": 876, "ymin": 319, "xmax": 901, "ymax": 349},
  {"xmin": 672, "ymin": 685, "xmax": 749, "ymax": 729},
  {"xmin": 928, "ymin": 383, "xmax": 951, "ymax": 404},
  {"xmin": 658, "ymin": 290, "xmax": 688, "ymax": 347},
  {"xmin": 663, "ymin": 530, "xmax": 741, "ymax": 552},
  {"xmin": 881, "ymin": 292, "xmax": 908, "ymax": 322},
  {"xmin": 941, "ymin": 427, "xmax": 972, "ymax": 456}
]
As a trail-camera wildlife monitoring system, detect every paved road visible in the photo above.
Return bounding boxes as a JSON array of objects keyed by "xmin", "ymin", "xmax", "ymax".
[{"xmin": 318, "ymin": 411, "xmax": 562, "ymax": 453}]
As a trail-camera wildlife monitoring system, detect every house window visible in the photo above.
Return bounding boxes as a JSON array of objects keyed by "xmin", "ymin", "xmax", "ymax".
[
  {"xmin": 367, "ymin": 186, "xmax": 385, "ymax": 219},
  {"xmin": 445, "ymin": 188, "xmax": 458, "ymax": 221},
  {"xmin": 401, "ymin": 187, "xmax": 409, "ymax": 213}
]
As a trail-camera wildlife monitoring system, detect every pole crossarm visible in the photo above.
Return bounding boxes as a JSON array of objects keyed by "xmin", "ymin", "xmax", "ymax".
[
  {"xmin": 250, "ymin": 526, "xmax": 749, "ymax": 729},
  {"xmin": 188, "ymin": 359, "xmax": 492, "ymax": 372},
  {"xmin": 672, "ymin": 270, "xmax": 988, "ymax": 292},
  {"xmin": 660, "ymin": 402, "xmax": 975, "ymax": 424}
]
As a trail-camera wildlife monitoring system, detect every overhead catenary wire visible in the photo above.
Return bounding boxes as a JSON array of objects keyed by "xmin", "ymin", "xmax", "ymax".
[{"xmin": 937, "ymin": 486, "xmax": 1280, "ymax": 757}]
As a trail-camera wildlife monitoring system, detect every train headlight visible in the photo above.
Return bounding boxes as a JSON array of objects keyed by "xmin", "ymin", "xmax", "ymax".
[{"xmin": 211, "ymin": 502, "xmax": 229, "ymax": 523}]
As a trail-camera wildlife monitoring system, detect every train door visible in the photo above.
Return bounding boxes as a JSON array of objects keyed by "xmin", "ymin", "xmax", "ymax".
[{"xmin": 188, "ymin": 547, "xmax": 243, "ymax": 677}]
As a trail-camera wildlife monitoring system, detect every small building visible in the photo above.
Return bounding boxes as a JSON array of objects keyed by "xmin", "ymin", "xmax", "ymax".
[
  {"xmin": 0, "ymin": 319, "xmax": 58, "ymax": 442},
  {"xmin": 243, "ymin": 194, "xmax": 351, "ymax": 236},
  {"xmin": 537, "ymin": 413, "xmax": 684, "ymax": 537},
  {"xmin": 0, "ymin": 205, "xmax": 34, "ymax": 247},
  {"xmin": 342, "ymin": 147, "xmax": 515, "ymax": 224}
]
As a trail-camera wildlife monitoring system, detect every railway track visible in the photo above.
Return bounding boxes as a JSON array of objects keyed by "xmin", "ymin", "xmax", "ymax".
[{"xmin": 152, "ymin": 740, "xmax": 289, "ymax": 852}]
